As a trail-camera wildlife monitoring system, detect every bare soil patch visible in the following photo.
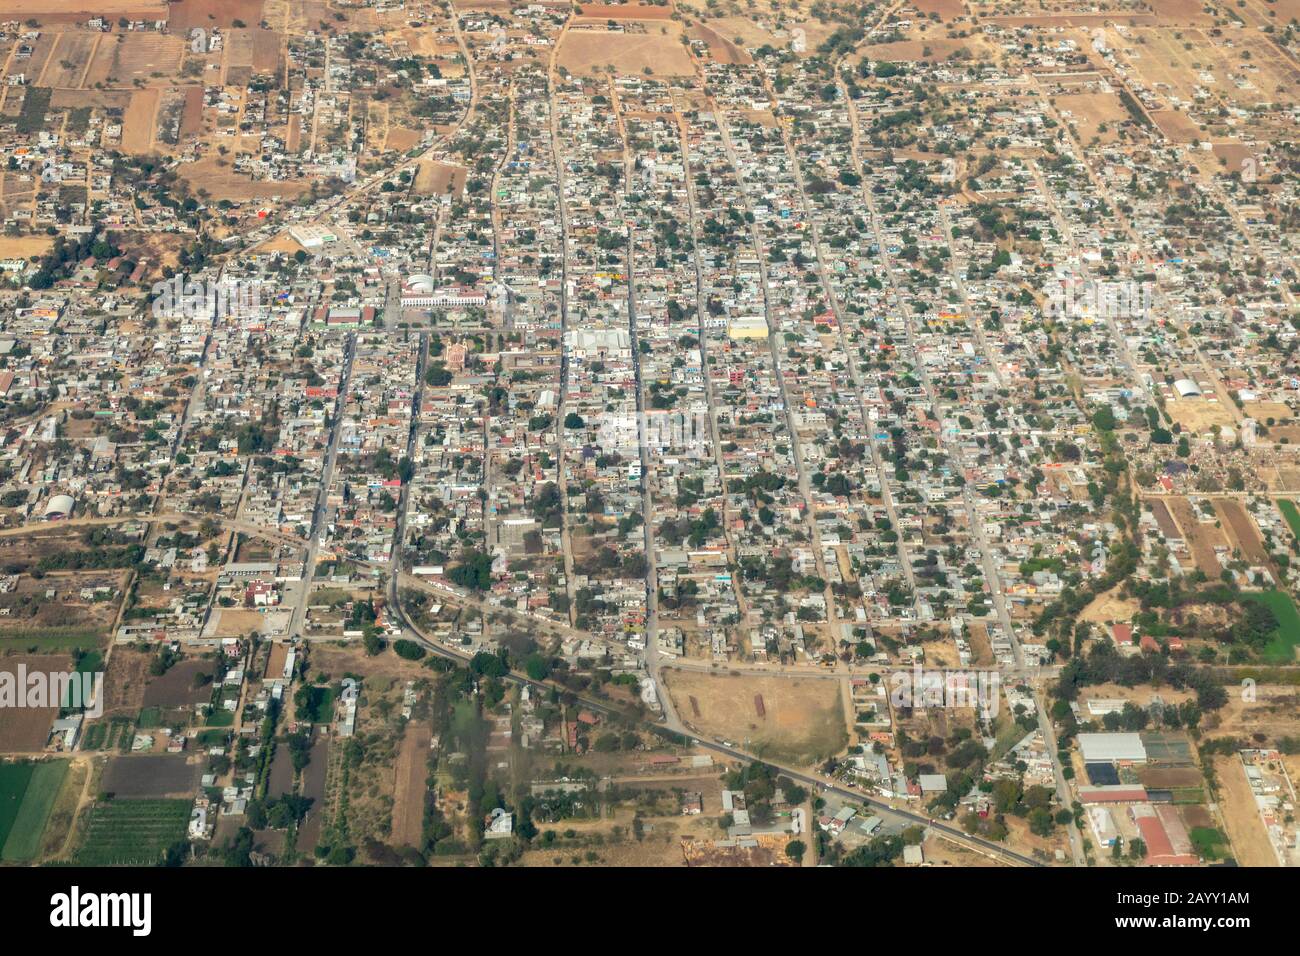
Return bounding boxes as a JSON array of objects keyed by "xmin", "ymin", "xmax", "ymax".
[
  {"xmin": 1212, "ymin": 755, "xmax": 1278, "ymax": 866},
  {"xmin": 662, "ymin": 669, "xmax": 846, "ymax": 765},
  {"xmin": 557, "ymin": 27, "xmax": 694, "ymax": 76},
  {"xmin": 391, "ymin": 720, "xmax": 431, "ymax": 848},
  {"xmin": 101, "ymin": 754, "xmax": 202, "ymax": 798},
  {"xmin": 142, "ymin": 659, "xmax": 215, "ymax": 709},
  {"xmin": 0, "ymin": 654, "xmax": 69, "ymax": 752}
]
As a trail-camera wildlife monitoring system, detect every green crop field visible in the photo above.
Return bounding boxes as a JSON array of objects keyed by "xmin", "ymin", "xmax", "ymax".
[
  {"xmin": 1, "ymin": 760, "xmax": 69, "ymax": 861},
  {"xmin": 0, "ymin": 629, "xmax": 104, "ymax": 653},
  {"xmin": 74, "ymin": 799, "xmax": 191, "ymax": 866},
  {"xmin": 298, "ymin": 686, "xmax": 335, "ymax": 724},
  {"xmin": 1243, "ymin": 590, "xmax": 1300, "ymax": 664},
  {"xmin": 0, "ymin": 763, "xmax": 35, "ymax": 850},
  {"xmin": 1278, "ymin": 499, "xmax": 1300, "ymax": 541},
  {"xmin": 80, "ymin": 716, "xmax": 133, "ymax": 751},
  {"xmin": 205, "ymin": 707, "xmax": 236, "ymax": 727}
]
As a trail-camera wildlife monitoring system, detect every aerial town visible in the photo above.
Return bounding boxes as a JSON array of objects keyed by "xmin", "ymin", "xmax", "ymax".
[{"xmin": 0, "ymin": 0, "xmax": 1295, "ymax": 879}]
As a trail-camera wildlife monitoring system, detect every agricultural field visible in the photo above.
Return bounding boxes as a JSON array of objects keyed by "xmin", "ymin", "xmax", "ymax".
[
  {"xmin": 1277, "ymin": 499, "xmax": 1300, "ymax": 542},
  {"xmin": 293, "ymin": 736, "xmax": 331, "ymax": 853},
  {"xmin": 662, "ymin": 670, "xmax": 848, "ymax": 765},
  {"xmin": 101, "ymin": 754, "xmax": 203, "ymax": 798},
  {"xmin": 83, "ymin": 33, "xmax": 186, "ymax": 88},
  {"xmin": 1241, "ymin": 590, "xmax": 1300, "ymax": 664},
  {"xmin": 73, "ymin": 798, "xmax": 190, "ymax": 865},
  {"xmin": 79, "ymin": 716, "xmax": 134, "ymax": 752},
  {"xmin": 1214, "ymin": 499, "xmax": 1269, "ymax": 566},
  {"xmin": 0, "ymin": 654, "xmax": 71, "ymax": 752},
  {"xmin": 0, "ymin": 761, "xmax": 35, "ymax": 850},
  {"xmin": 1, "ymin": 759, "xmax": 69, "ymax": 861}
]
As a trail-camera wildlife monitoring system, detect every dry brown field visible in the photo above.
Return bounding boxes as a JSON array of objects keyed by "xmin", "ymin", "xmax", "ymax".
[
  {"xmin": 391, "ymin": 720, "xmax": 432, "ymax": 848},
  {"xmin": 0, "ymin": 654, "xmax": 70, "ymax": 752},
  {"xmin": 662, "ymin": 669, "xmax": 847, "ymax": 764},
  {"xmin": 1211, "ymin": 755, "xmax": 1279, "ymax": 866},
  {"xmin": 557, "ymin": 26, "xmax": 695, "ymax": 76}
]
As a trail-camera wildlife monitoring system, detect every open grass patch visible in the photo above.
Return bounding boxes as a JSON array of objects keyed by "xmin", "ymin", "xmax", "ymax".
[
  {"xmin": 0, "ymin": 628, "xmax": 104, "ymax": 652},
  {"xmin": 1190, "ymin": 825, "xmax": 1230, "ymax": 861},
  {"xmin": 1242, "ymin": 589, "xmax": 1300, "ymax": 664},
  {"xmin": 204, "ymin": 707, "xmax": 235, "ymax": 727},
  {"xmin": 296, "ymin": 684, "xmax": 335, "ymax": 724}
]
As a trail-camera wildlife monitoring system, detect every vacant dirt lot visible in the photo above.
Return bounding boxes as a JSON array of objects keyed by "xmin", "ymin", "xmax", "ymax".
[
  {"xmin": 557, "ymin": 27, "xmax": 694, "ymax": 76},
  {"xmin": 40, "ymin": 32, "xmax": 98, "ymax": 89},
  {"xmin": 414, "ymin": 159, "xmax": 468, "ymax": 197},
  {"xmin": 1166, "ymin": 496, "xmax": 1227, "ymax": 576},
  {"xmin": 922, "ymin": 832, "xmax": 1008, "ymax": 866},
  {"xmin": 1150, "ymin": 109, "xmax": 1201, "ymax": 143},
  {"xmin": 1204, "ymin": 683, "xmax": 1300, "ymax": 741},
  {"xmin": 859, "ymin": 37, "xmax": 994, "ymax": 63},
  {"xmin": 308, "ymin": 643, "xmax": 431, "ymax": 683},
  {"xmin": 98, "ymin": 647, "xmax": 151, "ymax": 717},
  {"xmin": 211, "ymin": 608, "xmax": 272, "ymax": 638},
  {"xmin": 1165, "ymin": 397, "xmax": 1235, "ymax": 432},
  {"xmin": 574, "ymin": 3, "xmax": 675, "ymax": 19},
  {"xmin": 168, "ymin": 0, "xmax": 266, "ymax": 31},
  {"xmin": 0, "ymin": 236, "xmax": 54, "ymax": 259},
  {"xmin": 911, "ymin": 0, "xmax": 965, "ymax": 18},
  {"xmin": 1079, "ymin": 585, "xmax": 1139, "ymax": 628},
  {"xmin": 687, "ymin": 24, "xmax": 751, "ymax": 65},
  {"xmin": 179, "ymin": 156, "xmax": 307, "ymax": 201},
  {"xmin": 1054, "ymin": 91, "xmax": 1128, "ymax": 145},
  {"xmin": 121, "ymin": 89, "xmax": 160, "ymax": 155},
  {"xmin": 391, "ymin": 720, "xmax": 431, "ymax": 848},
  {"xmin": 1212, "ymin": 755, "xmax": 1278, "ymax": 866},
  {"xmin": 142, "ymin": 659, "xmax": 214, "ymax": 709},
  {"xmin": 662, "ymin": 669, "xmax": 846, "ymax": 765}
]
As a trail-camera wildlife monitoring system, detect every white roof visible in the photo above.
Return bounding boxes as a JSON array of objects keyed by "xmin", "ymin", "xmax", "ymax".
[{"xmin": 1077, "ymin": 732, "xmax": 1147, "ymax": 763}]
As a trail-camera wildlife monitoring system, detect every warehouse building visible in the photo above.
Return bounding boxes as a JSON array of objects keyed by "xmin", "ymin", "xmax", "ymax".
[{"xmin": 1077, "ymin": 732, "xmax": 1148, "ymax": 764}]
